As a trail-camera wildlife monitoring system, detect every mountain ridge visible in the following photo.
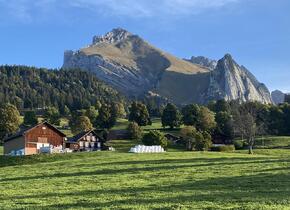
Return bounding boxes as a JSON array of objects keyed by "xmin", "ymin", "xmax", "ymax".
[{"xmin": 63, "ymin": 28, "xmax": 273, "ymax": 105}]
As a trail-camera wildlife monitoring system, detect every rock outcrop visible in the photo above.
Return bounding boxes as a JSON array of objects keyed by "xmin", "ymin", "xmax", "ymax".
[
  {"xmin": 271, "ymin": 90, "xmax": 285, "ymax": 104},
  {"xmin": 185, "ymin": 56, "xmax": 217, "ymax": 70},
  {"xmin": 63, "ymin": 28, "xmax": 273, "ymax": 105},
  {"xmin": 206, "ymin": 54, "xmax": 272, "ymax": 104}
]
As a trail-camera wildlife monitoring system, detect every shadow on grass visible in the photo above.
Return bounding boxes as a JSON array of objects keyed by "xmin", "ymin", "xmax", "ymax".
[
  {"xmin": 1, "ymin": 157, "xmax": 288, "ymax": 183},
  {"xmin": 4, "ymin": 173, "xmax": 290, "ymax": 209}
]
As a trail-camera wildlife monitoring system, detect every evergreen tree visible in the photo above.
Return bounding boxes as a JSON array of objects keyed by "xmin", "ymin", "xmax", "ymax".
[
  {"xmin": 181, "ymin": 104, "xmax": 200, "ymax": 126},
  {"xmin": 215, "ymin": 111, "xmax": 234, "ymax": 141},
  {"xmin": 161, "ymin": 103, "xmax": 181, "ymax": 129},
  {"xmin": 44, "ymin": 107, "xmax": 61, "ymax": 125},
  {"xmin": 23, "ymin": 111, "xmax": 38, "ymax": 126},
  {"xmin": 95, "ymin": 104, "xmax": 117, "ymax": 129},
  {"xmin": 129, "ymin": 102, "xmax": 151, "ymax": 126},
  {"xmin": 0, "ymin": 66, "xmax": 125, "ymax": 111}
]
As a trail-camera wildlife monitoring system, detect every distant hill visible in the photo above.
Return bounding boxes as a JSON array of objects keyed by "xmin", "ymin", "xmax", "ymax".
[
  {"xmin": 0, "ymin": 65, "xmax": 125, "ymax": 111},
  {"xmin": 63, "ymin": 28, "xmax": 273, "ymax": 105}
]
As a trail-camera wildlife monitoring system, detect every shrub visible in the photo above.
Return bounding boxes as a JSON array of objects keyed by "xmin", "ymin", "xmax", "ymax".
[
  {"xmin": 211, "ymin": 145, "xmax": 235, "ymax": 152},
  {"xmin": 127, "ymin": 122, "xmax": 143, "ymax": 140},
  {"xmin": 142, "ymin": 130, "xmax": 168, "ymax": 149},
  {"xmin": 195, "ymin": 132, "xmax": 212, "ymax": 151},
  {"xmin": 234, "ymin": 140, "xmax": 245, "ymax": 150},
  {"xmin": 180, "ymin": 127, "xmax": 212, "ymax": 151}
]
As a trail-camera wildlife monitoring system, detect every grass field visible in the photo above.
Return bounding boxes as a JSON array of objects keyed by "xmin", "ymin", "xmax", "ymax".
[
  {"xmin": 1, "ymin": 142, "xmax": 290, "ymax": 209},
  {"xmin": 1, "ymin": 118, "xmax": 290, "ymax": 209}
]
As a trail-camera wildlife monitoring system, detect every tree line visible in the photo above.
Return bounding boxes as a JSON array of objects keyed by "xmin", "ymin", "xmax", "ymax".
[{"xmin": 0, "ymin": 65, "xmax": 125, "ymax": 112}]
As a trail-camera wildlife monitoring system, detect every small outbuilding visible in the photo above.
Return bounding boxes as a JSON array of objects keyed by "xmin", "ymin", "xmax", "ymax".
[
  {"xmin": 4, "ymin": 122, "xmax": 66, "ymax": 156},
  {"xmin": 165, "ymin": 133, "xmax": 182, "ymax": 144},
  {"xmin": 66, "ymin": 130, "xmax": 106, "ymax": 152}
]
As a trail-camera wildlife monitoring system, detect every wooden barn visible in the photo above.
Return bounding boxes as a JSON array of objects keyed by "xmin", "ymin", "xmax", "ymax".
[
  {"xmin": 4, "ymin": 122, "xmax": 66, "ymax": 156},
  {"xmin": 66, "ymin": 130, "xmax": 106, "ymax": 152}
]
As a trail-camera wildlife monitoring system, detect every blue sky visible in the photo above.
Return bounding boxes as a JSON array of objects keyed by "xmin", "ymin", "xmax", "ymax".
[{"xmin": 0, "ymin": 0, "xmax": 289, "ymax": 92}]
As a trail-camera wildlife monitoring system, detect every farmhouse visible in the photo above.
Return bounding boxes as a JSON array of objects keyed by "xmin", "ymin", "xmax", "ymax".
[
  {"xmin": 66, "ymin": 130, "xmax": 105, "ymax": 152},
  {"xmin": 4, "ymin": 122, "xmax": 66, "ymax": 156}
]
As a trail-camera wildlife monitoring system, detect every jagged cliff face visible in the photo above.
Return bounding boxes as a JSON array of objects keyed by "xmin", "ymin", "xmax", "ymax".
[
  {"xmin": 185, "ymin": 56, "xmax": 217, "ymax": 70},
  {"xmin": 206, "ymin": 54, "xmax": 272, "ymax": 104},
  {"xmin": 63, "ymin": 28, "xmax": 273, "ymax": 105}
]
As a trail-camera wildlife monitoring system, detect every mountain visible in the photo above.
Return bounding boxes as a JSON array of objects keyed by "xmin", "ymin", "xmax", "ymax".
[
  {"xmin": 206, "ymin": 54, "xmax": 272, "ymax": 104},
  {"xmin": 271, "ymin": 90, "xmax": 285, "ymax": 104},
  {"xmin": 185, "ymin": 56, "xmax": 217, "ymax": 70},
  {"xmin": 0, "ymin": 65, "xmax": 125, "ymax": 111},
  {"xmin": 63, "ymin": 28, "xmax": 208, "ymax": 98},
  {"xmin": 63, "ymin": 28, "xmax": 273, "ymax": 105}
]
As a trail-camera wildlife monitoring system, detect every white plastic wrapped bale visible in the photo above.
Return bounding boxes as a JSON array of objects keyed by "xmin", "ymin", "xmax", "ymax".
[{"xmin": 129, "ymin": 145, "xmax": 165, "ymax": 153}]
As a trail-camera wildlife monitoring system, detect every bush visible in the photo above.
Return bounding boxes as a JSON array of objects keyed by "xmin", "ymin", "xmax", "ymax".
[
  {"xmin": 211, "ymin": 145, "xmax": 235, "ymax": 152},
  {"xmin": 142, "ymin": 130, "xmax": 168, "ymax": 149},
  {"xmin": 180, "ymin": 127, "xmax": 212, "ymax": 151},
  {"xmin": 195, "ymin": 132, "xmax": 212, "ymax": 151},
  {"xmin": 127, "ymin": 122, "xmax": 143, "ymax": 140},
  {"xmin": 234, "ymin": 140, "xmax": 245, "ymax": 150}
]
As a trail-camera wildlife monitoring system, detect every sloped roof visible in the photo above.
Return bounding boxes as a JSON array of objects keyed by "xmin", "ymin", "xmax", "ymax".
[
  {"xmin": 4, "ymin": 122, "xmax": 66, "ymax": 142},
  {"xmin": 67, "ymin": 130, "xmax": 103, "ymax": 143}
]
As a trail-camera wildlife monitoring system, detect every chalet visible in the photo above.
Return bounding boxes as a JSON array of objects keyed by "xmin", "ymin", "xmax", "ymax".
[
  {"xmin": 4, "ymin": 122, "xmax": 66, "ymax": 156},
  {"xmin": 66, "ymin": 130, "xmax": 106, "ymax": 152}
]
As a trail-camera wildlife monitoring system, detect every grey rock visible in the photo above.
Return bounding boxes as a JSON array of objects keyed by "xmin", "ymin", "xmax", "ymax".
[
  {"xmin": 206, "ymin": 54, "xmax": 273, "ymax": 104},
  {"xmin": 271, "ymin": 90, "xmax": 285, "ymax": 104},
  {"xmin": 63, "ymin": 29, "xmax": 273, "ymax": 105},
  {"xmin": 92, "ymin": 28, "xmax": 132, "ymax": 45},
  {"xmin": 185, "ymin": 56, "xmax": 217, "ymax": 70}
]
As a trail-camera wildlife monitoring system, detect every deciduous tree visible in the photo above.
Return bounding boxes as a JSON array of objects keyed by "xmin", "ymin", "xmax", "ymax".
[{"xmin": 0, "ymin": 104, "xmax": 21, "ymax": 142}]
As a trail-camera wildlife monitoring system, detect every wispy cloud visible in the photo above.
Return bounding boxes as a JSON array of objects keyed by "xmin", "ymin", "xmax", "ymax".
[
  {"xmin": 0, "ymin": 0, "xmax": 240, "ymax": 23},
  {"xmin": 68, "ymin": 0, "xmax": 240, "ymax": 17}
]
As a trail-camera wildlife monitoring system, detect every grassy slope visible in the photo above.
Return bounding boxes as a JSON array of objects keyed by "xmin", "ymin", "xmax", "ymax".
[
  {"xmin": 1, "ymin": 118, "xmax": 290, "ymax": 209},
  {"xmin": 1, "ymin": 150, "xmax": 290, "ymax": 209}
]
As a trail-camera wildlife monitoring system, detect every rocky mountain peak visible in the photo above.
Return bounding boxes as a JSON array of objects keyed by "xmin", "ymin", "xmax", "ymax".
[
  {"xmin": 223, "ymin": 53, "xmax": 233, "ymax": 60},
  {"xmin": 186, "ymin": 56, "xmax": 217, "ymax": 70},
  {"xmin": 207, "ymin": 54, "xmax": 273, "ymax": 104},
  {"xmin": 63, "ymin": 29, "xmax": 273, "ymax": 105},
  {"xmin": 92, "ymin": 28, "xmax": 132, "ymax": 45}
]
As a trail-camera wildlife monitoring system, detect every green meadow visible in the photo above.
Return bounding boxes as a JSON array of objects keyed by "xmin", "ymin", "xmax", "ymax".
[
  {"xmin": 1, "ymin": 139, "xmax": 290, "ymax": 209},
  {"xmin": 1, "ymin": 119, "xmax": 290, "ymax": 209}
]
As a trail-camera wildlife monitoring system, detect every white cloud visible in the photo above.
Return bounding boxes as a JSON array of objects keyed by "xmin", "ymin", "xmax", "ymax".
[
  {"xmin": 69, "ymin": 0, "xmax": 240, "ymax": 17},
  {"xmin": 0, "ymin": 0, "xmax": 240, "ymax": 23}
]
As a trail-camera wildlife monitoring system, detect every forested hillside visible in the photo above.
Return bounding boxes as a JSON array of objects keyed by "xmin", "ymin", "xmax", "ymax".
[{"xmin": 0, "ymin": 65, "xmax": 125, "ymax": 111}]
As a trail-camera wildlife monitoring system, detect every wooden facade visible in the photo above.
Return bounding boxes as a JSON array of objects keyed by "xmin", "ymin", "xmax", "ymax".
[
  {"xmin": 4, "ymin": 122, "xmax": 66, "ymax": 156},
  {"xmin": 66, "ymin": 130, "xmax": 105, "ymax": 152}
]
